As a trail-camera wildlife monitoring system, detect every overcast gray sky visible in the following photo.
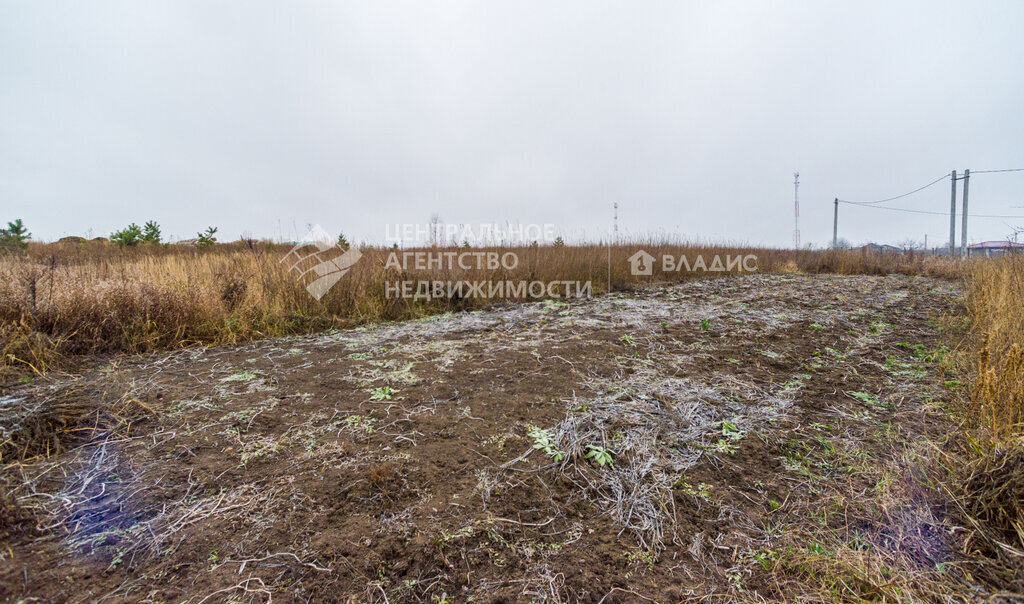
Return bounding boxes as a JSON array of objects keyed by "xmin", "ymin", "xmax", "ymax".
[{"xmin": 2, "ymin": 1, "xmax": 1023, "ymax": 247}]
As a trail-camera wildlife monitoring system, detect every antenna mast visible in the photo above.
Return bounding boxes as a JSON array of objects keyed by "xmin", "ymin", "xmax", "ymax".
[
  {"xmin": 613, "ymin": 202, "xmax": 619, "ymax": 243},
  {"xmin": 793, "ymin": 172, "xmax": 800, "ymax": 249}
]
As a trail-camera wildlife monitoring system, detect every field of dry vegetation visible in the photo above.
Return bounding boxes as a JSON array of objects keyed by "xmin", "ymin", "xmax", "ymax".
[
  {"xmin": 1, "ymin": 241, "xmax": 1023, "ymax": 602},
  {"xmin": 0, "ymin": 240, "xmax": 958, "ymax": 378}
]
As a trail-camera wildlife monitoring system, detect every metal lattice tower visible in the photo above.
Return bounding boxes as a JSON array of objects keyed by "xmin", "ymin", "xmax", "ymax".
[{"xmin": 793, "ymin": 172, "xmax": 800, "ymax": 249}]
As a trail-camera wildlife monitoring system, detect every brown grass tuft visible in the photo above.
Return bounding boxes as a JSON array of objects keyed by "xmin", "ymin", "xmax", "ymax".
[{"xmin": 963, "ymin": 442, "xmax": 1024, "ymax": 554}]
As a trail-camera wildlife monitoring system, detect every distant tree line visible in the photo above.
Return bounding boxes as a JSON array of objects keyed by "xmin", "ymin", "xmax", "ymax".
[
  {"xmin": 0, "ymin": 218, "xmax": 223, "ymax": 250},
  {"xmin": 109, "ymin": 222, "xmax": 219, "ymax": 248}
]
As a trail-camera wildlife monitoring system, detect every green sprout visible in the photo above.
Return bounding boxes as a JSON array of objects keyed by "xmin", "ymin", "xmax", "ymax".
[
  {"xmin": 848, "ymin": 391, "xmax": 879, "ymax": 406},
  {"xmin": 720, "ymin": 420, "xmax": 745, "ymax": 441},
  {"xmin": 527, "ymin": 425, "xmax": 566, "ymax": 462},
  {"xmin": 370, "ymin": 386, "xmax": 398, "ymax": 401},
  {"xmin": 584, "ymin": 445, "xmax": 614, "ymax": 468}
]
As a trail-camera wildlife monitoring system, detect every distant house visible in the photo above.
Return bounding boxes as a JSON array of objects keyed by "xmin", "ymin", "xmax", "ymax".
[
  {"xmin": 859, "ymin": 243, "xmax": 903, "ymax": 254},
  {"xmin": 967, "ymin": 240, "xmax": 1024, "ymax": 257}
]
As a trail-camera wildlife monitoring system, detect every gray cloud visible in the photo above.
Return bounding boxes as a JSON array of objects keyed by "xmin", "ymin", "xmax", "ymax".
[{"xmin": 2, "ymin": 0, "xmax": 1023, "ymax": 247}]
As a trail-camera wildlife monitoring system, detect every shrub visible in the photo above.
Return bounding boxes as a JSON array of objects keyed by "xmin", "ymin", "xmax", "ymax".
[
  {"xmin": 196, "ymin": 226, "xmax": 218, "ymax": 248},
  {"xmin": 142, "ymin": 220, "xmax": 162, "ymax": 244},
  {"xmin": 111, "ymin": 223, "xmax": 143, "ymax": 246},
  {"xmin": 0, "ymin": 219, "xmax": 30, "ymax": 251}
]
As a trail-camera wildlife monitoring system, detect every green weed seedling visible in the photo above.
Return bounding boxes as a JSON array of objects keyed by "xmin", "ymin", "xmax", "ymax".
[
  {"xmin": 850, "ymin": 390, "xmax": 897, "ymax": 411},
  {"xmin": 700, "ymin": 319, "xmax": 711, "ymax": 331},
  {"xmin": 527, "ymin": 425, "xmax": 566, "ymax": 462},
  {"xmin": 344, "ymin": 415, "xmax": 376, "ymax": 434},
  {"xmin": 807, "ymin": 541, "xmax": 830, "ymax": 556},
  {"xmin": 624, "ymin": 549, "xmax": 658, "ymax": 573},
  {"xmin": 809, "ymin": 322, "xmax": 824, "ymax": 331},
  {"xmin": 713, "ymin": 439, "xmax": 739, "ymax": 454},
  {"xmin": 369, "ymin": 386, "xmax": 398, "ymax": 401},
  {"xmin": 869, "ymin": 321, "xmax": 891, "ymax": 334},
  {"xmin": 677, "ymin": 480, "xmax": 712, "ymax": 502},
  {"xmin": 885, "ymin": 356, "xmax": 926, "ymax": 379},
  {"xmin": 811, "ymin": 434, "xmax": 835, "ymax": 454},
  {"xmin": 849, "ymin": 391, "xmax": 880, "ymax": 406},
  {"xmin": 752, "ymin": 549, "xmax": 779, "ymax": 571},
  {"xmin": 720, "ymin": 420, "xmax": 745, "ymax": 441},
  {"xmin": 619, "ymin": 334, "xmax": 636, "ymax": 347},
  {"xmin": 781, "ymin": 378, "xmax": 804, "ymax": 391},
  {"xmin": 915, "ymin": 344, "xmax": 949, "ymax": 364},
  {"xmin": 584, "ymin": 444, "xmax": 614, "ymax": 468},
  {"xmin": 541, "ymin": 299, "xmax": 568, "ymax": 312}
]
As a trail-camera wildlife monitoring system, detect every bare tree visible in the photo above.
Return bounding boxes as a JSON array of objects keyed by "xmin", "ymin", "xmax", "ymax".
[{"xmin": 897, "ymin": 237, "xmax": 920, "ymax": 251}]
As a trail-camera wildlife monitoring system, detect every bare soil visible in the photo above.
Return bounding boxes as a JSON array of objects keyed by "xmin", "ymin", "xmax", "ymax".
[{"xmin": 0, "ymin": 274, "xmax": 965, "ymax": 602}]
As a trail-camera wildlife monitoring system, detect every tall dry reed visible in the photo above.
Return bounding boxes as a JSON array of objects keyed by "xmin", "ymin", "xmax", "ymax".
[
  {"xmin": 0, "ymin": 240, "xmax": 962, "ymax": 377},
  {"xmin": 962, "ymin": 255, "xmax": 1024, "ymax": 442}
]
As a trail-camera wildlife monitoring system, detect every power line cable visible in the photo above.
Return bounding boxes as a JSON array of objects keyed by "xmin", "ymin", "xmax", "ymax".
[
  {"xmin": 837, "ymin": 200, "xmax": 1024, "ymax": 219},
  {"xmin": 838, "ymin": 173, "xmax": 950, "ymax": 205},
  {"xmin": 838, "ymin": 168, "xmax": 1024, "ymax": 205},
  {"xmin": 971, "ymin": 168, "xmax": 1024, "ymax": 174}
]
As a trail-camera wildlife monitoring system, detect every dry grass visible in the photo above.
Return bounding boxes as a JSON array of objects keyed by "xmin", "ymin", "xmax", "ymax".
[
  {"xmin": 944, "ymin": 255, "xmax": 1024, "ymax": 589},
  {"xmin": 963, "ymin": 255, "xmax": 1024, "ymax": 443},
  {"xmin": 0, "ymin": 240, "xmax": 961, "ymax": 379}
]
